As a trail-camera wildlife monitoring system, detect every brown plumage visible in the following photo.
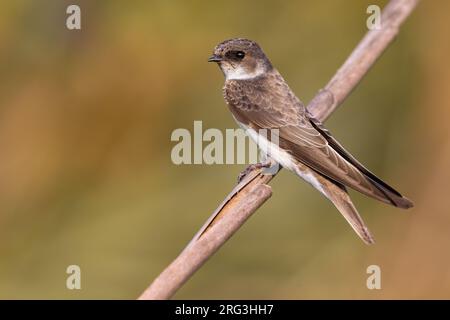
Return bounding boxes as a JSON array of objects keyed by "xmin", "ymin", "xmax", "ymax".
[{"xmin": 209, "ymin": 38, "xmax": 413, "ymax": 244}]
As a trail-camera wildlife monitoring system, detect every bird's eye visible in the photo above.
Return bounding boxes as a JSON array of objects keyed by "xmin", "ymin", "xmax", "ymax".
[
  {"xmin": 235, "ymin": 51, "xmax": 245, "ymax": 59},
  {"xmin": 226, "ymin": 50, "xmax": 246, "ymax": 60}
]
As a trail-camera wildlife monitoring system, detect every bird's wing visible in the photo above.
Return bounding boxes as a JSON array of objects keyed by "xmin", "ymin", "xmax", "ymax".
[
  {"xmin": 225, "ymin": 73, "xmax": 412, "ymax": 208},
  {"xmin": 307, "ymin": 116, "xmax": 413, "ymax": 208}
]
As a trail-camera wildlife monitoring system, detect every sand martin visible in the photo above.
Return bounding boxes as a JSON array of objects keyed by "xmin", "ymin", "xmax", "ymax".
[{"xmin": 208, "ymin": 38, "xmax": 413, "ymax": 244}]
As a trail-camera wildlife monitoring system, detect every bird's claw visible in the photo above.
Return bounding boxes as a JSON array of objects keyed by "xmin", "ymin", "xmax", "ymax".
[{"xmin": 237, "ymin": 161, "xmax": 272, "ymax": 183}]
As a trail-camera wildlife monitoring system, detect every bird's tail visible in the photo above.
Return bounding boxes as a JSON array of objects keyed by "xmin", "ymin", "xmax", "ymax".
[
  {"xmin": 294, "ymin": 165, "xmax": 375, "ymax": 244},
  {"xmin": 324, "ymin": 180, "xmax": 375, "ymax": 245}
]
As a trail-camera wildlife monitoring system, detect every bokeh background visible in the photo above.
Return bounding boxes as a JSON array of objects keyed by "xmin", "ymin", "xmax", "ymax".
[{"xmin": 0, "ymin": 0, "xmax": 449, "ymax": 299}]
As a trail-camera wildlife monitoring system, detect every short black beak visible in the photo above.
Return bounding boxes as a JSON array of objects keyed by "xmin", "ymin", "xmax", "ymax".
[{"xmin": 208, "ymin": 54, "xmax": 222, "ymax": 62}]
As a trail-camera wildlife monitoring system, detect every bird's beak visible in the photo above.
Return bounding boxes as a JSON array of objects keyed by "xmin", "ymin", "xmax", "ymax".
[{"xmin": 208, "ymin": 54, "xmax": 222, "ymax": 62}]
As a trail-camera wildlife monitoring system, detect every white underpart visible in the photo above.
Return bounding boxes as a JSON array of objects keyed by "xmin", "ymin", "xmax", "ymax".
[
  {"xmin": 294, "ymin": 168, "xmax": 326, "ymax": 196},
  {"xmin": 223, "ymin": 64, "xmax": 265, "ymax": 80},
  {"xmin": 238, "ymin": 121, "xmax": 326, "ymax": 196}
]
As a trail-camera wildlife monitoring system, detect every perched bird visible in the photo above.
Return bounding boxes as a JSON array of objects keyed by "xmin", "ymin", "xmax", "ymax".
[{"xmin": 208, "ymin": 38, "xmax": 413, "ymax": 244}]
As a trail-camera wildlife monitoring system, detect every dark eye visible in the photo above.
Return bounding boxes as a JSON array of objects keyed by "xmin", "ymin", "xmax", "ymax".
[
  {"xmin": 235, "ymin": 51, "xmax": 245, "ymax": 59},
  {"xmin": 226, "ymin": 50, "xmax": 246, "ymax": 60}
]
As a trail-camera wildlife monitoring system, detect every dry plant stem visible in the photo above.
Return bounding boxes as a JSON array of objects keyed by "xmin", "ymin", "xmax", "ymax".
[{"xmin": 138, "ymin": 0, "xmax": 419, "ymax": 300}]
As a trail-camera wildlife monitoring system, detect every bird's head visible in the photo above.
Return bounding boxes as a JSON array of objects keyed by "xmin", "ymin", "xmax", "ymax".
[{"xmin": 208, "ymin": 38, "xmax": 272, "ymax": 80}]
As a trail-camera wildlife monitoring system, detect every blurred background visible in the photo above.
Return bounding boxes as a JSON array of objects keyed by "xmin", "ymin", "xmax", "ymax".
[{"xmin": 0, "ymin": 0, "xmax": 449, "ymax": 299}]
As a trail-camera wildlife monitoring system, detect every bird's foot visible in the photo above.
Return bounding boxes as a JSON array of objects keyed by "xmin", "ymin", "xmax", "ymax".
[{"xmin": 237, "ymin": 161, "xmax": 272, "ymax": 183}]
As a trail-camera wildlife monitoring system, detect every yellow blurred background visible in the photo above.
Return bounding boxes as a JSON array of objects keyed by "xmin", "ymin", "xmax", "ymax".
[{"xmin": 0, "ymin": 0, "xmax": 449, "ymax": 299}]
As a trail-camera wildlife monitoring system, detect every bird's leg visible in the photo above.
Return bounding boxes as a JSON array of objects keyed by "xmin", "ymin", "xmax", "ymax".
[
  {"xmin": 237, "ymin": 156, "xmax": 278, "ymax": 183},
  {"xmin": 237, "ymin": 162, "xmax": 270, "ymax": 183}
]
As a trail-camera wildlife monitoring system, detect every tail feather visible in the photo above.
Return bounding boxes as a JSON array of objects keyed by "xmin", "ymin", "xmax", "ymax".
[
  {"xmin": 294, "ymin": 164, "xmax": 375, "ymax": 244},
  {"xmin": 325, "ymin": 180, "xmax": 375, "ymax": 245}
]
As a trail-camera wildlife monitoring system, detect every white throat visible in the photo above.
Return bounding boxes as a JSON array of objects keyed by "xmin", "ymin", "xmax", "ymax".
[{"xmin": 223, "ymin": 64, "xmax": 265, "ymax": 80}]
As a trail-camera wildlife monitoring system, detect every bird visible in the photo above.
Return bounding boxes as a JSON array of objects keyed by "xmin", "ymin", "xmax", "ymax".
[{"xmin": 208, "ymin": 38, "xmax": 413, "ymax": 245}]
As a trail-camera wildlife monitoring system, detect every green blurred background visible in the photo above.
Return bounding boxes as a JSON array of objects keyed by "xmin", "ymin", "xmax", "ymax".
[{"xmin": 0, "ymin": 0, "xmax": 449, "ymax": 299}]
